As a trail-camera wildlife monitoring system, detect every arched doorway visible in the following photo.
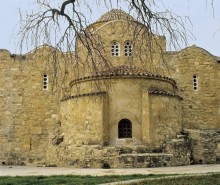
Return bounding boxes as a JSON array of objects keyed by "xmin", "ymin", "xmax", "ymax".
[{"xmin": 118, "ymin": 119, "xmax": 132, "ymax": 138}]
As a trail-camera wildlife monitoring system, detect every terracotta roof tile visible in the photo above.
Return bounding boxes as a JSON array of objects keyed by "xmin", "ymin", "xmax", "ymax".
[
  {"xmin": 70, "ymin": 65, "xmax": 176, "ymax": 85},
  {"xmin": 148, "ymin": 88, "xmax": 183, "ymax": 100},
  {"xmin": 61, "ymin": 91, "xmax": 106, "ymax": 101},
  {"xmin": 95, "ymin": 65, "xmax": 152, "ymax": 76}
]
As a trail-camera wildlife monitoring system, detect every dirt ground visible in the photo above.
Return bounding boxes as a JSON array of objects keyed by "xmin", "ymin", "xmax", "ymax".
[{"xmin": 0, "ymin": 164, "xmax": 220, "ymax": 176}]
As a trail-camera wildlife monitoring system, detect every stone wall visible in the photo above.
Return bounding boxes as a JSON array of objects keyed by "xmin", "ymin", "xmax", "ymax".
[
  {"xmin": 184, "ymin": 129, "xmax": 220, "ymax": 164},
  {"xmin": 167, "ymin": 46, "xmax": 220, "ymax": 130},
  {"xmin": 148, "ymin": 94, "xmax": 182, "ymax": 148},
  {"xmin": 60, "ymin": 94, "xmax": 108, "ymax": 146},
  {"xmin": 46, "ymin": 143, "xmax": 191, "ymax": 168},
  {"xmin": 0, "ymin": 48, "xmax": 61, "ymax": 165},
  {"xmin": 0, "ymin": 50, "xmax": 12, "ymax": 164}
]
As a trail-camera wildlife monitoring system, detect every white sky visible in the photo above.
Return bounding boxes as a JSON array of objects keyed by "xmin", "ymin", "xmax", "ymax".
[{"xmin": 0, "ymin": 0, "xmax": 219, "ymax": 56}]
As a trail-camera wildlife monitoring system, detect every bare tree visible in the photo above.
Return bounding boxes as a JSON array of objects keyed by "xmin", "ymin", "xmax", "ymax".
[{"xmin": 18, "ymin": 0, "xmax": 190, "ymax": 87}]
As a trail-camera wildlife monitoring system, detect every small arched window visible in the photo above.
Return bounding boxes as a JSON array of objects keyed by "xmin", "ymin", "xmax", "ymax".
[
  {"xmin": 118, "ymin": 119, "xmax": 132, "ymax": 138},
  {"xmin": 43, "ymin": 74, "xmax": 48, "ymax": 90},
  {"xmin": 124, "ymin": 41, "xmax": 133, "ymax": 56},
  {"xmin": 111, "ymin": 41, "xmax": 120, "ymax": 56},
  {"xmin": 193, "ymin": 75, "xmax": 198, "ymax": 91}
]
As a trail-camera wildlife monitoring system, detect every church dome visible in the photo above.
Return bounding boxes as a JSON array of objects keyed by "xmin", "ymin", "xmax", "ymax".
[{"xmin": 96, "ymin": 9, "xmax": 135, "ymax": 23}]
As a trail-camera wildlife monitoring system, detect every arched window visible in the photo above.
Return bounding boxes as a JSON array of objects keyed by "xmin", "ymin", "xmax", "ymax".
[
  {"xmin": 111, "ymin": 41, "xmax": 120, "ymax": 56},
  {"xmin": 43, "ymin": 74, "xmax": 48, "ymax": 90},
  {"xmin": 118, "ymin": 119, "xmax": 132, "ymax": 138},
  {"xmin": 193, "ymin": 75, "xmax": 198, "ymax": 91},
  {"xmin": 124, "ymin": 41, "xmax": 133, "ymax": 56}
]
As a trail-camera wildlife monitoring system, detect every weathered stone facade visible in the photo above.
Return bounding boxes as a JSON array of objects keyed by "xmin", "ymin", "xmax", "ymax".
[{"xmin": 0, "ymin": 9, "xmax": 219, "ymax": 167}]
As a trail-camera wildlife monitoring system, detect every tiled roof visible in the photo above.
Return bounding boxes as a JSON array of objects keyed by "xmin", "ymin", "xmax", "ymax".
[
  {"xmin": 70, "ymin": 65, "xmax": 176, "ymax": 85},
  {"xmin": 148, "ymin": 89, "xmax": 183, "ymax": 100},
  {"xmin": 61, "ymin": 91, "xmax": 106, "ymax": 101},
  {"xmin": 95, "ymin": 65, "xmax": 152, "ymax": 76},
  {"xmin": 96, "ymin": 9, "xmax": 135, "ymax": 23}
]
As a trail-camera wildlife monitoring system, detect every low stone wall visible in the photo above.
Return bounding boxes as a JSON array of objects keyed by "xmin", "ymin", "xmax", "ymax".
[
  {"xmin": 7, "ymin": 129, "xmax": 220, "ymax": 168},
  {"xmin": 44, "ymin": 138, "xmax": 191, "ymax": 168},
  {"xmin": 184, "ymin": 129, "xmax": 220, "ymax": 164}
]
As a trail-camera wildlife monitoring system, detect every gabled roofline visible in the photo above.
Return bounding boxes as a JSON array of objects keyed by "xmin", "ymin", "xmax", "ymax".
[{"xmin": 171, "ymin": 45, "xmax": 219, "ymax": 59}]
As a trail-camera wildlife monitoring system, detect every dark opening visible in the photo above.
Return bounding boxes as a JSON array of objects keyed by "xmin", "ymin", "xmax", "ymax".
[{"xmin": 118, "ymin": 119, "xmax": 132, "ymax": 138}]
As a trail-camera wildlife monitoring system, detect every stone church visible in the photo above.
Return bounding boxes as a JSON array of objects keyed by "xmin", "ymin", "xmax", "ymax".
[{"xmin": 0, "ymin": 9, "xmax": 220, "ymax": 168}]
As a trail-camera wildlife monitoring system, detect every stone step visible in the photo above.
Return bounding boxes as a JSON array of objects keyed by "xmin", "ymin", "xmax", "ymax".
[
  {"xmin": 120, "ymin": 153, "xmax": 173, "ymax": 157},
  {"xmin": 176, "ymin": 134, "xmax": 187, "ymax": 139},
  {"xmin": 119, "ymin": 153, "xmax": 175, "ymax": 168},
  {"xmin": 171, "ymin": 138, "xmax": 185, "ymax": 142}
]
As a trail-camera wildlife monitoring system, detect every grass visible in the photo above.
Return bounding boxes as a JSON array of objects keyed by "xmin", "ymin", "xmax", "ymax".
[
  {"xmin": 0, "ymin": 174, "xmax": 166, "ymax": 185},
  {"xmin": 137, "ymin": 173, "xmax": 220, "ymax": 185},
  {"xmin": 0, "ymin": 173, "xmax": 219, "ymax": 185}
]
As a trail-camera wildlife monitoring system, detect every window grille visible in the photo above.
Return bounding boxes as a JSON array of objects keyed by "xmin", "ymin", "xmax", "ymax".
[
  {"xmin": 43, "ymin": 74, "xmax": 48, "ymax": 90},
  {"xmin": 193, "ymin": 75, "xmax": 198, "ymax": 91},
  {"xmin": 118, "ymin": 119, "xmax": 132, "ymax": 138},
  {"xmin": 111, "ymin": 41, "xmax": 120, "ymax": 56},
  {"xmin": 124, "ymin": 41, "xmax": 133, "ymax": 56}
]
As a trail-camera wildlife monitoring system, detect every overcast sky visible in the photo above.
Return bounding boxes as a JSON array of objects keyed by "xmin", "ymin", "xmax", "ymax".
[{"xmin": 0, "ymin": 0, "xmax": 219, "ymax": 55}]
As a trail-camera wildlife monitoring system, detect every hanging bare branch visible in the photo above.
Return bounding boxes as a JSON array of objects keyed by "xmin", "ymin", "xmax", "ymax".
[{"xmin": 18, "ymin": 0, "xmax": 191, "ymax": 89}]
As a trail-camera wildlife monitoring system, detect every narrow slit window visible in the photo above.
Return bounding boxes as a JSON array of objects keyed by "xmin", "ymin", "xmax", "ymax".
[
  {"xmin": 43, "ymin": 74, "xmax": 48, "ymax": 90},
  {"xmin": 111, "ymin": 41, "xmax": 120, "ymax": 56},
  {"xmin": 124, "ymin": 41, "xmax": 133, "ymax": 56},
  {"xmin": 193, "ymin": 75, "xmax": 198, "ymax": 91}
]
